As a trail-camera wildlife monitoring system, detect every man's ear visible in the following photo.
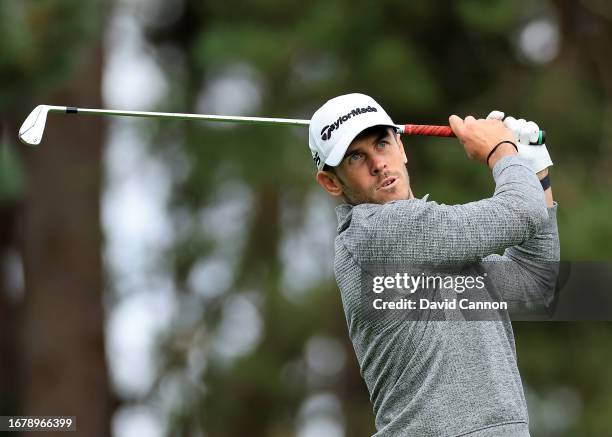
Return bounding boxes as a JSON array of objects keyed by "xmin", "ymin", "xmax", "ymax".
[
  {"xmin": 316, "ymin": 170, "xmax": 344, "ymax": 197},
  {"xmin": 396, "ymin": 133, "xmax": 408, "ymax": 164}
]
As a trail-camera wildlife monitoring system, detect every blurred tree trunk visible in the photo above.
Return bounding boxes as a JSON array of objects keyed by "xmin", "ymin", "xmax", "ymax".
[
  {"xmin": 20, "ymin": 44, "xmax": 110, "ymax": 437},
  {"xmin": 0, "ymin": 201, "xmax": 22, "ymax": 416}
]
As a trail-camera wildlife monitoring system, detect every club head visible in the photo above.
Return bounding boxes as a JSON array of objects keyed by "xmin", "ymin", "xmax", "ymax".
[{"xmin": 19, "ymin": 105, "xmax": 51, "ymax": 146}]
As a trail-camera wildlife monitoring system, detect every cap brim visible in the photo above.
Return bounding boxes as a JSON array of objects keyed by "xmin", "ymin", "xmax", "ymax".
[{"xmin": 323, "ymin": 123, "xmax": 398, "ymax": 168}]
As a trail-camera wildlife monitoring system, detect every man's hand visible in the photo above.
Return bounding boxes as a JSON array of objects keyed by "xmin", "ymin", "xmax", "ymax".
[
  {"xmin": 486, "ymin": 111, "xmax": 553, "ymax": 173},
  {"xmin": 449, "ymin": 115, "xmax": 516, "ymax": 169}
]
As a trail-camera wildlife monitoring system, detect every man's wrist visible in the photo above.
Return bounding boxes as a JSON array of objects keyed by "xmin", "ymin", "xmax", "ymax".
[
  {"xmin": 537, "ymin": 168, "xmax": 549, "ymax": 180},
  {"xmin": 488, "ymin": 142, "xmax": 518, "ymax": 169}
]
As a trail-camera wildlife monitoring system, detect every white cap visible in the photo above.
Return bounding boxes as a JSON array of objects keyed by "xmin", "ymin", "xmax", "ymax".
[{"xmin": 308, "ymin": 93, "xmax": 397, "ymax": 170}]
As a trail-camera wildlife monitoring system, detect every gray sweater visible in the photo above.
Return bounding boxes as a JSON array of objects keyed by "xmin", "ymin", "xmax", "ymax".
[{"xmin": 333, "ymin": 155, "xmax": 559, "ymax": 436}]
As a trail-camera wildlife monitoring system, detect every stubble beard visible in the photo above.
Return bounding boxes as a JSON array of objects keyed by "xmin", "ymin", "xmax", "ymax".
[{"xmin": 341, "ymin": 167, "xmax": 412, "ymax": 205}]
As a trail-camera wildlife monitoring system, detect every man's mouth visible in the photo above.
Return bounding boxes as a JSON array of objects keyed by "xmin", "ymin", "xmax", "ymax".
[{"xmin": 378, "ymin": 176, "xmax": 397, "ymax": 190}]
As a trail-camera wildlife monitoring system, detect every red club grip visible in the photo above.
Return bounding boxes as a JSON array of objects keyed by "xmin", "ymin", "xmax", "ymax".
[
  {"xmin": 402, "ymin": 124, "xmax": 455, "ymax": 138},
  {"xmin": 401, "ymin": 124, "xmax": 547, "ymax": 145}
]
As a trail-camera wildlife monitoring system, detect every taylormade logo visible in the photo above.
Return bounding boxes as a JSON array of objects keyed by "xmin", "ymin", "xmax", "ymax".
[{"xmin": 320, "ymin": 106, "xmax": 378, "ymax": 141}]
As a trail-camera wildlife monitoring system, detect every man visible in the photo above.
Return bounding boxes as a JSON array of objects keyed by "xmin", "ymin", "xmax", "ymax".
[{"xmin": 308, "ymin": 93, "xmax": 559, "ymax": 436}]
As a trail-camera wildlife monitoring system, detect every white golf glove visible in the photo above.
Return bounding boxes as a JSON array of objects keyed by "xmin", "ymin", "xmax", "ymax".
[{"xmin": 487, "ymin": 110, "xmax": 553, "ymax": 173}]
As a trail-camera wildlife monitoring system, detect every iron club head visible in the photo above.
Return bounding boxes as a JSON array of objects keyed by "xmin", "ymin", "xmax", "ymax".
[{"xmin": 19, "ymin": 105, "xmax": 55, "ymax": 146}]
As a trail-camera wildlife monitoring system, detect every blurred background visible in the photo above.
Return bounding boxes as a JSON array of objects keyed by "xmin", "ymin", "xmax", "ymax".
[{"xmin": 1, "ymin": 0, "xmax": 612, "ymax": 436}]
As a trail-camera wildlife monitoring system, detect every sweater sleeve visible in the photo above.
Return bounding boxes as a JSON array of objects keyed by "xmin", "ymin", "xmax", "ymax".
[
  {"xmin": 480, "ymin": 203, "xmax": 560, "ymax": 314},
  {"xmin": 341, "ymin": 155, "xmax": 549, "ymax": 265}
]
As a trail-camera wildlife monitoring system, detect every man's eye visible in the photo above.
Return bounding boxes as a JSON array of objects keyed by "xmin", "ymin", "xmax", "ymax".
[
  {"xmin": 349, "ymin": 153, "xmax": 362, "ymax": 162},
  {"xmin": 376, "ymin": 141, "xmax": 388, "ymax": 149}
]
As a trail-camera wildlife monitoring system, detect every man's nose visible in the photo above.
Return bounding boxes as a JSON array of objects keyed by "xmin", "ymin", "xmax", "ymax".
[{"xmin": 370, "ymin": 155, "xmax": 387, "ymax": 174}]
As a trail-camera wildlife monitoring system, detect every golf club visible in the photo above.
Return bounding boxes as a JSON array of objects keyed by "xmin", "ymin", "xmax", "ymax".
[{"xmin": 18, "ymin": 105, "xmax": 546, "ymax": 146}]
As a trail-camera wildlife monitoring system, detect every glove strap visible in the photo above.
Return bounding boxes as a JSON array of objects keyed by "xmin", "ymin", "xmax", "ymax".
[
  {"xmin": 486, "ymin": 141, "xmax": 518, "ymax": 167},
  {"xmin": 540, "ymin": 173, "xmax": 551, "ymax": 190}
]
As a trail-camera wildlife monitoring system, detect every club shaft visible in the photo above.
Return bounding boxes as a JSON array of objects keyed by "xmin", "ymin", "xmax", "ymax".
[
  {"xmin": 48, "ymin": 106, "xmax": 545, "ymax": 144},
  {"xmin": 57, "ymin": 106, "xmax": 311, "ymax": 127},
  {"xmin": 57, "ymin": 106, "xmax": 455, "ymax": 138}
]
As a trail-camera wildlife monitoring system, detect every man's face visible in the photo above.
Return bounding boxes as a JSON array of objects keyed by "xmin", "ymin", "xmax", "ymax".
[{"xmin": 319, "ymin": 127, "xmax": 413, "ymax": 205}]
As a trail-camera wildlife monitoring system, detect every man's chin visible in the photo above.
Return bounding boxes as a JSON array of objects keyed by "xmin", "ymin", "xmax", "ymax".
[
  {"xmin": 372, "ymin": 188, "xmax": 408, "ymax": 204},
  {"xmin": 343, "ymin": 180, "xmax": 410, "ymax": 205},
  {"xmin": 378, "ymin": 195, "xmax": 406, "ymax": 204}
]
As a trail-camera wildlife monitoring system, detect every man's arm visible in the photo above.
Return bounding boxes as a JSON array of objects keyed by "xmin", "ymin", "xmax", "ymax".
[
  {"xmin": 480, "ymin": 166, "xmax": 559, "ymax": 313},
  {"xmin": 340, "ymin": 115, "xmax": 550, "ymax": 264},
  {"xmin": 538, "ymin": 169, "xmax": 554, "ymax": 207},
  {"xmin": 341, "ymin": 155, "xmax": 548, "ymax": 265},
  {"xmin": 476, "ymin": 112, "xmax": 559, "ymax": 312}
]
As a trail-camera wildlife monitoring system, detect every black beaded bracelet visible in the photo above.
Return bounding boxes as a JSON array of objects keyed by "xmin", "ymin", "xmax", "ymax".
[
  {"xmin": 486, "ymin": 141, "xmax": 518, "ymax": 167},
  {"xmin": 540, "ymin": 173, "xmax": 551, "ymax": 190}
]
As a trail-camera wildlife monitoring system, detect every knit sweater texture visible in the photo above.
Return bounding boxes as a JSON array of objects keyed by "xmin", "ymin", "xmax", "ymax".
[{"xmin": 333, "ymin": 155, "xmax": 560, "ymax": 436}]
